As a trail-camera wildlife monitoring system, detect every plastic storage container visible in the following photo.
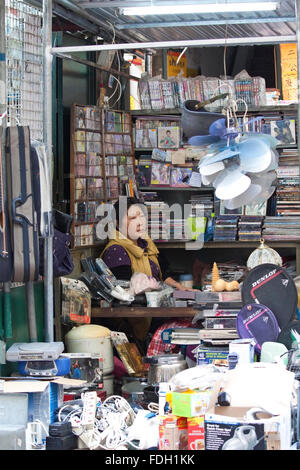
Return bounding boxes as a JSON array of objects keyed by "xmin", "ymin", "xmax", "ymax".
[{"xmin": 179, "ymin": 274, "xmax": 193, "ymax": 289}]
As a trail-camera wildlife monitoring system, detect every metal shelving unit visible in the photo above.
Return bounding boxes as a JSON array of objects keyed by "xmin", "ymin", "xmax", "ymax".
[{"xmin": 38, "ymin": 0, "xmax": 300, "ymax": 338}]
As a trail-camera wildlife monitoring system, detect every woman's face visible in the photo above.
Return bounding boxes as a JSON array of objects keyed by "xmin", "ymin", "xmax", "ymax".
[{"xmin": 119, "ymin": 204, "xmax": 147, "ymax": 240}]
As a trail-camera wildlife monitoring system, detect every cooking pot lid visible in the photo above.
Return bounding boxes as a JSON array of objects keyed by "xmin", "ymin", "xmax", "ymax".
[
  {"xmin": 143, "ymin": 354, "xmax": 184, "ymax": 364},
  {"xmin": 121, "ymin": 381, "xmax": 147, "ymax": 395}
]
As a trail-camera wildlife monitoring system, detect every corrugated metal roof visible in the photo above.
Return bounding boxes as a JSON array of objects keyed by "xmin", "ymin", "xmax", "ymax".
[{"xmin": 72, "ymin": 0, "xmax": 297, "ymax": 43}]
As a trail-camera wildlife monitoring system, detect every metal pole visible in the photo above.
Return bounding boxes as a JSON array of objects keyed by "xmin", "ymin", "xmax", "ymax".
[
  {"xmin": 43, "ymin": 0, "xmax": 54, "ymax": 342},
  {"xmin": 54, "ymin": 0, "xmax": 136, "ymax": 43},
  {"xmin": 26, "ymin": 282, "xmax": 38, "ymax": 342},
  {"xmin": 50, "ymin": 35, "xmax": 297, "ymax": 55},
  {"xmin": 296, "ymin": 0, "xmax": 300, "ymax": 172},
  {"xmin": 0, "ymin": 0, "xmax": 13, "ymax": 341}
]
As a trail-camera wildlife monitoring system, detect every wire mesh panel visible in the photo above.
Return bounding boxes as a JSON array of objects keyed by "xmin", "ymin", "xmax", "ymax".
[{"xmin": 5, "ymin": 0, "xmax": 43, "ymax": 141}]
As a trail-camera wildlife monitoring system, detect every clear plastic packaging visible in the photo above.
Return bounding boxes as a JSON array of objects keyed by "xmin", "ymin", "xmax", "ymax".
[{"xmin": 169, "ymin": 363, "xmax": 225, "ymax": 392}]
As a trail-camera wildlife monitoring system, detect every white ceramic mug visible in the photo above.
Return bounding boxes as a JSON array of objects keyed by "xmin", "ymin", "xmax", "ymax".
[{"xmin": 190, "ymin": 439, "xmax": 204, "ymax": 450}]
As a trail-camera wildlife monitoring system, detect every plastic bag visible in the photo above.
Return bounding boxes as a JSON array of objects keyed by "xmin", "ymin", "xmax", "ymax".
[
  {"xmin": 169, "ymin": 364, "xmax": 225, "ymax": 392},
  {"xmin": 129, "ymin": 272, "xmax": 161, "ymax": 295}
]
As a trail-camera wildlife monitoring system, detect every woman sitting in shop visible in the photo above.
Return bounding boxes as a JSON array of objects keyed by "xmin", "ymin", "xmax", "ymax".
[
  {"xmin": 101, "ymin": 196, "xmax": 193, "ymax": 290},
  {"xmin": 100, "ymin": 196, "xmax": 194, "ymax": 344}
]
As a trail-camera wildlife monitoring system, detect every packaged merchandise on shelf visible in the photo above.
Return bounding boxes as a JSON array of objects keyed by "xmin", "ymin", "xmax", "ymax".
[
  {"xmin": 170, "ymin": 167, "xmax": 193, "ymax": 187},
  {"xmin": 234, "ymin": 70, "xmax": 254, "ymax": 109},
  {"xmin": 148, "ymin": 78, "xmax": 165, "ymax": 110},
  {"xmin": 172, "ymin": 390, "xmax": 212, "ymax": 418},
  {"xmin": 151, "ymin": 148, "xmax": 168, "ymax": 162},
  {"xmin": 265, "ymin": 88, "xmax": 281, "ymax": 105},
  {"xmin": 150, "ymin": 161, "xmax": 171, "ymax": 186},
  {"xmin": 1, "ymin": 377, "xmax": 86, "ymax": 432},
  {"xmin": 187, "ymin": 416, "xmax": 205, "ymax": 451},
  {"xmin": 229, "ymin": 339, "xmax": 256, "ymax": 365},
  {"xmin": 204, "ymin": 364, "xmax": 295, "ymax": 450},
  {"xmin": 158, "ymin": 415, "xmax": 188, "ymax": 450},
  {"xmin": 192, "ymin": 345, "xmax": 230, "ymax": 366},
  {"xmin": 213, "ymin": 215, "xmax": 239, "ymax": 241},
  {"xmin": 136, "ymin": 162, "xmax": 152, "ymax": 187},
  {"xmin": 135, "ymin": 128, "xmax": 157, "ymax": 148},
  {"xmin": 275, "ymin": 152, "xmax": 300, "ymax": 216},
  {"xmin": 137, "ymin": 72, "xmax": 266, "ymax": 111},
  {"xmin": 262, "ymin": 216, "xmax": 300, "ymax": 240},
  {"xmin": 70, "ymin": 105, "xmax": 135, "ymax": 248},
  {"xmin": 61, "ymin": 277, "xmax": 91, "ymax": 325},
  {"xmin": 238, "ymin": 215, "xmax": 263, "ymax": 241},
  {"xmin": 138, "ymin": 76, "xmax": 152, "ymax": 110},
  {"xmin": 158, "ymin": 126, "xmax": 181, "ymax": 149}
]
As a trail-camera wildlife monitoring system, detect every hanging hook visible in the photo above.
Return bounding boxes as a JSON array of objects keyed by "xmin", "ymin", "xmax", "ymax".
[
  {"xmin": 0, "ymin": 111, "xmax": 7, "ymax": 127},
  {"xmin": 14, "ymin": 116, "xmax": 21, "ymax": 126},
  {"xmin": 176, "ymin": 47, "xmax": 187, "ymax": 66}
]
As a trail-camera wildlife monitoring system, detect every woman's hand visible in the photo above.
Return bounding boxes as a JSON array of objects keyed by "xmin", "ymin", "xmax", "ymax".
[
  {"xmin": 178, "ymin": 285, "xmax": 196, "ymax": 292},
  {"xmin": 164, "ymin": 277, "xmax": 197, "ymax": 291}
]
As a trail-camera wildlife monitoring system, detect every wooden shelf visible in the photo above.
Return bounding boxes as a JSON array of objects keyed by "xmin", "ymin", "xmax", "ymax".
[
  {"xmin": 91, "ymin": 306, "xmax": 196, "ymax": 318},
  {"xmin": 155, "ymin": 240, "xmax": 300, "ymax": 249},
  {"xmin": 276, "ymin": 144, "xmax": 298, "ymax": 149},
  {"xmin": 130, "ymin": 109, "xmax": 182, "ymax": 116},
  {"xmin": 139, "ymin": 186, "xmax": 213, "ymax": 192},
  {"xmin": 130, "ymin": 104, "xmax": 298, "ymax": 116}
]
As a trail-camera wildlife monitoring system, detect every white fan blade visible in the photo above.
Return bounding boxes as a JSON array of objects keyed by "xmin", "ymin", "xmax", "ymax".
[{"xmin": 215, "ymin": 169, "xmax": 251, "ymax": 200}]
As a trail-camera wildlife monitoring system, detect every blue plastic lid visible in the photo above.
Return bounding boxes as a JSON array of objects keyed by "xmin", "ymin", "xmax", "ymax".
[{"xmin": 179, "ymin": 274, "xmax": 193, "ymax": 281}]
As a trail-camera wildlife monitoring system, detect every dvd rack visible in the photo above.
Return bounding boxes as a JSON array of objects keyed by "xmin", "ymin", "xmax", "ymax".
[{"xmin": 70, "ymin": 105, "xmax": 136, "ymax": 248}]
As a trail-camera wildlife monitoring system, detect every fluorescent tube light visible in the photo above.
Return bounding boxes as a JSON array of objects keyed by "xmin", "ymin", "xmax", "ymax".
[{"xmin": 120, "ymin": 2, "xmax": 278, "ymax": 16}]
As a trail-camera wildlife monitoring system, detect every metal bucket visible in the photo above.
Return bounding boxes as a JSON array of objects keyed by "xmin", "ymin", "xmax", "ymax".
[{"xmin": 181, "ymin": 100, "xmax": 224, "ymax": 139}]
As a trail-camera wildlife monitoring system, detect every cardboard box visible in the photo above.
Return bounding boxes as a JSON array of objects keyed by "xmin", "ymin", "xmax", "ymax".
[
  {"xmin": 172, "ymin": 390, "xmax": 211, "ymax": 418},
  {"xmin": 2, "ymin": 377, "xmax": 86, "ymax": 430},
  {"xmin": 229, "ymin": 339, "xmax": 255, "ymax": 364},
  {"xmin": 193, "ymin": 345, "xmax": 229, "ymax": 366},
  {"xmin": 204, "ymin": 373, "xmax": 292, "ymax": 450},
  {"xmin": 187, "ymin": 416, "xmax": 205, "ymax": 451},
  {"xmin": 158, "ymin": 415, "xmax": 188, "ymax": 450}
]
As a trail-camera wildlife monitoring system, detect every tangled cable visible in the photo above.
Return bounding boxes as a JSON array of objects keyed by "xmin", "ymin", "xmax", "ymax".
[{"xmin": 56, "ymin": 394, "xmax": 151, "ymax": 450}]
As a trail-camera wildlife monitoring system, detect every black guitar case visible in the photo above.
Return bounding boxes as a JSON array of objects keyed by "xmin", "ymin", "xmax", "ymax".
[
  {"xmin": 0, "ymin": 126, "xmax": 13, "ymax": 282},
  {"xmin": 5, "ymin": 126, "xmax": 39, "ymax": 282}
]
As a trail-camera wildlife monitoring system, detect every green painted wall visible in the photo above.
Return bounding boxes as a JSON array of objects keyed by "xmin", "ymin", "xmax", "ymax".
[{"xmin": 0, "ymin": 282, "xmax": 44, "ymax": 376}]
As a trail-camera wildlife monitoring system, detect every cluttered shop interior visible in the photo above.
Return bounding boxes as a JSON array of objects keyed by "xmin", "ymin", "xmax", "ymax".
[{"xmin": 1, "ymin": 0, "xmax": 300, "ymax": 452}]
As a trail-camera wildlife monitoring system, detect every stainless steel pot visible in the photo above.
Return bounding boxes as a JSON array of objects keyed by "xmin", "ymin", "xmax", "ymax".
[
  {"xmin": 121, "ymin": 381, "xmax": 148, "ymax": 400},
  {"xmin": 144, "ymin": 354, "xmax": 188, "ymax": 385}
]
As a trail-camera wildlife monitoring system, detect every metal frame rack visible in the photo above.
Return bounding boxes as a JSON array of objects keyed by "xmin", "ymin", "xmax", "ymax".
[{"xmin": 3, "ymin": 0, "xmax": 299, "ymax": 341}]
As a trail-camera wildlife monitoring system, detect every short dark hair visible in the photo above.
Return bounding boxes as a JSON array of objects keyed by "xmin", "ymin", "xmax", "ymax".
[{"xmin": 112, "ymin": 197, "xmax": 143, "ymax": 228}]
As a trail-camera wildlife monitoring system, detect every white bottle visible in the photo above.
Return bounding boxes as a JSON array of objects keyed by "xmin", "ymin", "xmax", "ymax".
[{"xmin": 158, "ymin": 382, "xmax": 171, "ymax": 416}]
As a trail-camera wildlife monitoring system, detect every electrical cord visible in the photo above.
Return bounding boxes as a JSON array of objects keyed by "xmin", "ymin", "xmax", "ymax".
[
  {"xmin": 147, "ymin": 402, "xmax": 159, "ymax": 414},
  {"xmin": 55, "ymin": 393, "xmax": 157, "ymax": 450},
  {"xmin": 107, "ymin": 75, "xmax": 123, "ymax": 107},
  {"xmin": 106, "ymin": 21, "xmax": 123, "ymax": 109}
]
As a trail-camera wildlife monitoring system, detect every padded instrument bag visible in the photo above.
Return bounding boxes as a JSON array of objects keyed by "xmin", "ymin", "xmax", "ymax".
[
  {"xmin": 5, "ymin": 126, "xmax": 39, "ymax": 282},
  {"xmin": 0, "ymin": 126, "xmax": 13, "ymax": 282},
  {"xmin": 236, "ymin": 303, "xmax": 280, "ymax": 353},
  {"xmin": 241, "ymin": 263, "xmax": 297, "ymax": 330}
]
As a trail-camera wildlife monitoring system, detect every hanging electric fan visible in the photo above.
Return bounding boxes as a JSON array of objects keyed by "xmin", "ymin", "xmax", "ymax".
[{"xmin": 194, "ymin": 96, "xmax": 279, "ymax": 209}]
